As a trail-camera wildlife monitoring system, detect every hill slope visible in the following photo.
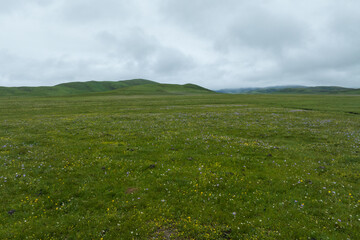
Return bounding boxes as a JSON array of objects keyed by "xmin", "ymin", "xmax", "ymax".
[
  {"xmin": 96, "ymin": 83, "xmax": 214, "ymax": 96},
  {"xmin": 0, "ymin": 79, "xmax": 214, "ymax": 97},
  {"xmin": 0, "ymin": 79, "xmax": 156, "ymax": 97}
]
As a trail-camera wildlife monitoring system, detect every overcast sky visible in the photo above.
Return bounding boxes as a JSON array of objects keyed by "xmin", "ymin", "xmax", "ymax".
[{"xmin": 1, "ymin": 0, "xmax": 359, "ymax": 89}]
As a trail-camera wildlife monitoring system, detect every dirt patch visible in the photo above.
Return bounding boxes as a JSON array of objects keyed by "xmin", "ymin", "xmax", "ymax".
[
  {"xmin": 125, "ymin": 187, "xmax": 139, "ymax": 194},
  {"xmin": 153, "ymin": 227, "xmax": 179, "ymax": 240}
]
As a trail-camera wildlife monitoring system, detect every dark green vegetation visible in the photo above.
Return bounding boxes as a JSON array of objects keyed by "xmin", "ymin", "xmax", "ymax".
[
  {"xmin": 219, "ymin": 86, "xmax": 360, "ymax": 95},
  {"xmin": 0, "ymin": 93, "xmax": 359, "ymax": 239},
  {"xmin": 0, "ymin": 79, "xmax": 213, "ymax": 97}
]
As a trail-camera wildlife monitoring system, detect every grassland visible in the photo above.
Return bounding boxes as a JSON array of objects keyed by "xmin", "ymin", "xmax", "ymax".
[{"xmin": 0, "ymin": 94, "xmax": 359, "ymax": 239}]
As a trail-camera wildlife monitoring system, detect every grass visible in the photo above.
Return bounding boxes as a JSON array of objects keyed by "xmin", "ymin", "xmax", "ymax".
[{"xmin": 0, "ymin": 94, "xmax": 359, "ymax": 239}]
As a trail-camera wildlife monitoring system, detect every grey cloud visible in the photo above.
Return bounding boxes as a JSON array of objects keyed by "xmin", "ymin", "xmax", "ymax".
[
  {"xmin": 152, "ymin": 48, "xmax": 195, "ymax": 75},
  {"xmin": 279, "ymin": 6, "xmax": 360, "ymax": 79},
  {"xmin": 96, "ymin": 29, "xmax": 158, "ymax": 60},
  {"xmin": 0, "ymin": 0, "xmax": 55, "ymax": 15},
  {"xmin": 58, "ymin": 0, "xmax": 133, "ymax": 24},
  {"xmin": 222, "ymin": 12, "xmax": 306, "ymax": 52},
  {"xmin": 95, "ymin": 29, "xmax": 195, "ymax": 75}
]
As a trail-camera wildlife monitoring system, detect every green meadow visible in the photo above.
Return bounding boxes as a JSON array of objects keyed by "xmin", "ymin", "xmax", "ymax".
[{"xmin": 0, "ymin": 94, "xmax": 359, "ymax": 239}]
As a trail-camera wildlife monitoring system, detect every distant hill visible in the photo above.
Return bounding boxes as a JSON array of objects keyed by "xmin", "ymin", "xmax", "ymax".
[
  {"xmin": 218, "ymin": 86, "xmax": 360, "ymax": 95},
  {"xmin": 0, "ymin": 79, "xmax": 214, "ymax": 97},
  {"xmin": 92, "ymin": 83, "xmax": 214, "ymax": 96},
  {"xmin": 0, "ymin": 79, "xmax": 155, "ymax": 97},
  {"xmin": 217, "ymin": 85, "xmax": 304, "ymax": 94},
  {"xmin": 273, "ymin": 86, "xmax": 360, "ymax": 95}
]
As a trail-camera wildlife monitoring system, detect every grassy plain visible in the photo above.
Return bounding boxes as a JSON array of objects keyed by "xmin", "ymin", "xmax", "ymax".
[{"xmin": 0, "ymin": 94, "xmax": 359, "ymax": 239}]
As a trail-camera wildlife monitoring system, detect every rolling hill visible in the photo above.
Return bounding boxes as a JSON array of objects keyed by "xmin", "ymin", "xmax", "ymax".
[
  {"xmin": 94, "ymin": 83, "xmax": 215, "ymax": 96},
  {"xmin": 0, "ymin": 79, "xmax": 214, "ymax": 97}
]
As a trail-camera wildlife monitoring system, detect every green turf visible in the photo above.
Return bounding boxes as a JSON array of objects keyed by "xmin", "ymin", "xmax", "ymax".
[{"xmin": 0, "ymin": 94, "xmax": 359, "ymax": 239}]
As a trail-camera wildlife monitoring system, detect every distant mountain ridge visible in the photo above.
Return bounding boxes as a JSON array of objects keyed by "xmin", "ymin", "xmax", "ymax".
[
  {"xmin": 217, "ymin": 86, "xmax": 360, "ymax": 95},
  {"xmin": 0, "ymin": 79, "xmax": 214, "ymax": 97}
]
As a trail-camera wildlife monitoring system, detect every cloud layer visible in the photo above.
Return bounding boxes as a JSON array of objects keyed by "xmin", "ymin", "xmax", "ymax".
[{"xmin": 1, "ymin": 0, "xmax": 359, "ymax": 89}]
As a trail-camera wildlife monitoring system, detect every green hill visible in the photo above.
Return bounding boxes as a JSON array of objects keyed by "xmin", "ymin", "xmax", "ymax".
[
  {"xmin": 95, "ymin": 83, "xmax": 214, "ymax": 96},
  {"xmin": 0, "ymin": 79, "xmax": 156, "ymax": 97},
  {"xmin": 0, "ymin": 79, "xmax": 213, "ymax": 97}
]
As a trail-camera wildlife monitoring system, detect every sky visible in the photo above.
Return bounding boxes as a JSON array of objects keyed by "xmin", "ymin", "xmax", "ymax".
[{"xmin": 0, "ymin": 0, "xmax": 360, "ymax": 89}]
